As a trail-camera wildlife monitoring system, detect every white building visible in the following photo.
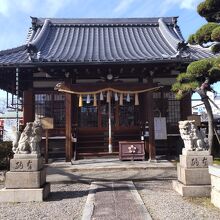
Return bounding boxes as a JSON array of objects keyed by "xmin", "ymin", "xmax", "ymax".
[{"xmin": 192, "ymin": 92, "xmax": 220, "ymax": 121}]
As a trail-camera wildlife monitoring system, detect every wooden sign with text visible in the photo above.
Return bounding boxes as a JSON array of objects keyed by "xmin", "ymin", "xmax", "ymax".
[{"xmin": 40, "ymin": 117, "xmax": 54, "ymax": 130}]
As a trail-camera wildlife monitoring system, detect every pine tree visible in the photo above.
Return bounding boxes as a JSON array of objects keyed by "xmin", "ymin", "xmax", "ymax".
[{"xmin": 172, "ymin": 0, "xmax": 220, "ymax": 155}]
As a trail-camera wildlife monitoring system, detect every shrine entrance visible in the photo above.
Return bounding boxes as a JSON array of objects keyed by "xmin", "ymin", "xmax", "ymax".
[
  {"xmin": 77, "ymin": 95, "xmax": 140, "ymax": 155},
  {"xmin": 56, "ymin": 82, "xmax": 160, "ymax": 159}
]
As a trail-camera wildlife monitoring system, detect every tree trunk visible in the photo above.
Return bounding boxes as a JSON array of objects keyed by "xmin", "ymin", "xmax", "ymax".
[{"xmin": 196, "ymin": 88, "xmax": 214, "ymax": 155}]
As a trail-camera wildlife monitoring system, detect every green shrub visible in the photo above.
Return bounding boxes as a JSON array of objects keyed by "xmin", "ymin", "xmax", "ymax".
[
  {"xmin": 0, "ymin": 141, "xmax": 13, "ymax": 170},
  {"xmin": 211, "ymin": 26, "xmax": 220, "ymax": 41},
  {"xmin": 186, "ymin": 59, "xmax": 213, "ymax": 77},
  {"xmin": 197, "ymin": 2, "xmax": 208, "ymax": 18},
  {"xmin": 195, "ymin": 23, "xmax": 219, "ymax": 44},
  {"xmin": 188, "ymin": 34, "xmax": 196, "ymax": 44},
  {"xmin": 211, "ymin": 43, "xmax": 220, "ymax": 54},
  {"xmin": 197, "ymin": 0, "xmax": 220, "ymax": 22}
]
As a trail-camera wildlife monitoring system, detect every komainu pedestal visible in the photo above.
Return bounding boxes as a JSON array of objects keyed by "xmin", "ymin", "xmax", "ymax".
[
  {"xmin": 0, "ymin": 156, "xmax": 50, "ymax": 202},
  {"xmin": 0, "ymin": 121, "xmax": 50, "ymax": 202},
  {"xmin": 173, "ymin": 150, "xmax": 213, "ymax": 197},
  {"xmin": 173, "ymin": 120, "xmax": 213, "ymax": 197}
]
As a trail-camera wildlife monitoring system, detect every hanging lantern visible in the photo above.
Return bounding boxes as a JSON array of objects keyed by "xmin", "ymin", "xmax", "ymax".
[
  {"xmin": 119, "ymin": 93, "xmax": 123, "ymax": 106},
  {"xmin": 93, "ymin": 94, "xmax": 97, "ymax": 106},
  {"xmin": 79, "ymin": 95, "xmax": 83, "ymax": 107},
  {"xmin": 126, "ymin": 93, "xmax": 130, "ymax": 102},
  {"xmin": 86, "ymin": 94, "xmax": 91, "ymax": 104},
  {"xmin": 135, "ymin": 93, "xmax": 139, "ymax": 105},
  {"xmin": 107, "ymin": 91, "xmax": 111, "ymax": 103},
  {"xmin": 100, "ymin": 92, "xmax": 104, "ymax": 101},
  {"xmin": 114, "ymin": 92, "xmax": 118, "ymax": 101}
]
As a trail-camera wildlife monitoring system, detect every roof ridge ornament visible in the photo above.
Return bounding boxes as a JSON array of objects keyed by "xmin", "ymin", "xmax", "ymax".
[
  {"xmin": 158, "ymin": 18, "xmax": 181, "ymax": 51},
  {"xmin": 29, "ymin": 19, "xmax": 51, "ymax": 49},
  {"xmin": 27, "ymin": 19, "xmax": 51, "ymax": 61},
  {"xmin": 175, "ymin": 41, "xmax": 191, "ymax": 58},
  {"xmin": 31, "ymin": 16, "xmax": 38, "ymax": 31}
]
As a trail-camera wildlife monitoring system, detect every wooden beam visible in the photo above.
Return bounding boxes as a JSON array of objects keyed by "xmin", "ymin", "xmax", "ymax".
[{"xmin": 65, "ymin": 92, "xmax": 72, "ymax": 162}]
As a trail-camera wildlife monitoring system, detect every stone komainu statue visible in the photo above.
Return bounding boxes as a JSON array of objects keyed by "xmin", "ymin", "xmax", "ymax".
[
  {"xmin": 12, "ymin": 121, "xmax": 43, "ymax": 155},
  {"xmin": 179, "ymin": 120, "xmax": 209, "ymax": 151}
]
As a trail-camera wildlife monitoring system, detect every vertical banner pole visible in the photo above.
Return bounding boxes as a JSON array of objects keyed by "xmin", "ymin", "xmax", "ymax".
[{"xmin": 108, "ymin": 91, "xmax": 112, "ymax": 153}]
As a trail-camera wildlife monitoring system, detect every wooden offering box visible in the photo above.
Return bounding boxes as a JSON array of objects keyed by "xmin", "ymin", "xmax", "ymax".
[{"xmin": 119, "ymin": 141, "xmax": 145, "ymax": 161}]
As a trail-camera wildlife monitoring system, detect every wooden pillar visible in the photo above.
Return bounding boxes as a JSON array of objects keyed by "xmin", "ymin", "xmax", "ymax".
[
  {"xmin": 146, "ymin": 80, "xmax": 156, "ymax": 161},
  {"xmin": 65, "ymin": 92, "xmax": 72, "ymax": 162},
  {"xmin": 181, "ymin": 93, "xmax": 192, "ymax": 120},
  {"xmin": 23, "ymin": 89, "xmax": 34, "ymax": 125}
]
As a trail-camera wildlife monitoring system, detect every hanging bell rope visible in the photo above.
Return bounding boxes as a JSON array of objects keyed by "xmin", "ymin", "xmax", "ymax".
[{"xmin": 107, "ymin": 91, "xmax": 111, "ymax": 103}]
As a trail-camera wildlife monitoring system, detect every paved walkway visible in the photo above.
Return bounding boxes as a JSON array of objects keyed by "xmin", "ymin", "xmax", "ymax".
[{"xmin": 82, "ymin": 181, "xmax": 152, "ymax": 220}]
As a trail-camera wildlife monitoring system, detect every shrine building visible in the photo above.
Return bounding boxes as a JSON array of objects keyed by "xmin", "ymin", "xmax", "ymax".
[{"xmin": 0, "ymin": 17, "xmax": 217, "ymax": 162}]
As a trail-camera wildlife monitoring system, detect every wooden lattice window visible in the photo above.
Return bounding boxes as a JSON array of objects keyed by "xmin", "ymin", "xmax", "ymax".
[
  {"xmin": 78, "ymin": 96, "xmax": 98, "ymax": 128},
  {"xmin": 35, "ymin": 93, "xmax": 65, "ymax": 128},
  {"xmin": 119, "ymin": 97, "xmax": 140, "ymax": 127},
  {"xmin": 164, "ymin": 92, "xmax": 180, "ymax": 125}
]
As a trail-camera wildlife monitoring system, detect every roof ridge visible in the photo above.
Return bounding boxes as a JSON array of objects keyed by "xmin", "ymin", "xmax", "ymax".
[{"xmin": 31, "ymin": 17, "xmax": 179, "ymax": 26}]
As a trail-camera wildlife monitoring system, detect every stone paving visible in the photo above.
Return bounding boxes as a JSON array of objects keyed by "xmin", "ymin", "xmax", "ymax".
[{"xmin": 82, "ymin": 181, "xmax": 152, "ymax": 220}]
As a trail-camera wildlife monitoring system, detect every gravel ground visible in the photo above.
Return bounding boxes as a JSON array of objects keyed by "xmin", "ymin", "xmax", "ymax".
[
  {"xmin": 0, "ymin": 183, "xmax": 89, "ymax": 220},
  {"xmin": 2, "ymin": 180, "xmax": 220, "ymax": 220},
  {"xmin": 135, "ymin": 180, "xmax": 220, "ymax": 220}
]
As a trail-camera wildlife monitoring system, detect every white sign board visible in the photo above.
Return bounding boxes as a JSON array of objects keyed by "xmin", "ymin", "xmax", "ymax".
[{"xmin": 154, "ymin": 117, "xmax": 167, "ymax": 140}]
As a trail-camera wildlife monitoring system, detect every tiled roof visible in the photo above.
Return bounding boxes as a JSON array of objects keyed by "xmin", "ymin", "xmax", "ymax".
[{"xmin": 0, "ymin": 17, "xmax": 218, "ymax": 66}]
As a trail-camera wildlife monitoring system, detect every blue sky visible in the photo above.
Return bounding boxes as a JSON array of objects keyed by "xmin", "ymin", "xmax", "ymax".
[
  {"xmin": 0, "ymin": 0, "xmax": 206, "ymax": 50},
  {"xmin": 0, "ymin": 0, "xmax": 219, "ymax": 95}
]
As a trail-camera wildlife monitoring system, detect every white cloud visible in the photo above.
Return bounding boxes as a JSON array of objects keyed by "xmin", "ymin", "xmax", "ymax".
[
  {"xmin": 0, "ymin": 0, "xmax": 10, "ymax": 17},
  {"xmin": 0, "ymin": 0, "xmax": 75, "ymax": 17},
  {"xmin": 179, "ymin": 0, "xmax": 201, "ymax": 10},
  {"xmin": 163, "ymin": 0, "xmax": 201, "ymax": 12},
  {"xmin": 114, "ymin": 0, "xmax": 135, "ymax": 13}
]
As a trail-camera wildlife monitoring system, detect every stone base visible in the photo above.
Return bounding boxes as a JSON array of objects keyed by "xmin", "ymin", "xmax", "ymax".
[
  {"xmin": 172, "ymin": 180, "xmax": 211, "ymax": 197},
  {"xmin": 211, "ymin": 188, "xmax": 220, "ymax": 209},
  {"xmin": 177, "ymin": 164, "xmax": 211, "ymax": 185},
  {"xmin": 182, "ymin": 149, "xmax": 210, "ymax": 156},
  {"xmin": 13, "ymin": 154, "xmax": 40, "ymax": 159},
  {"xmin": 5, "ymin": 168, "xmax": 46, "ymax": 188},
  {"xmin": 0, "ymin": 183, "xmax": 50, "ymax": 202}
]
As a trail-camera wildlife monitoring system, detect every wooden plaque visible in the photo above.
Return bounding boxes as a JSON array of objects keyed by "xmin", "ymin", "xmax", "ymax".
[
  {"xmin": 40, "ymin": 117, "xmax": 54, "ymax": 129},
  {"xmin": 187, "ymin": 115, "xmax": 201, "ymax": 127}
]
